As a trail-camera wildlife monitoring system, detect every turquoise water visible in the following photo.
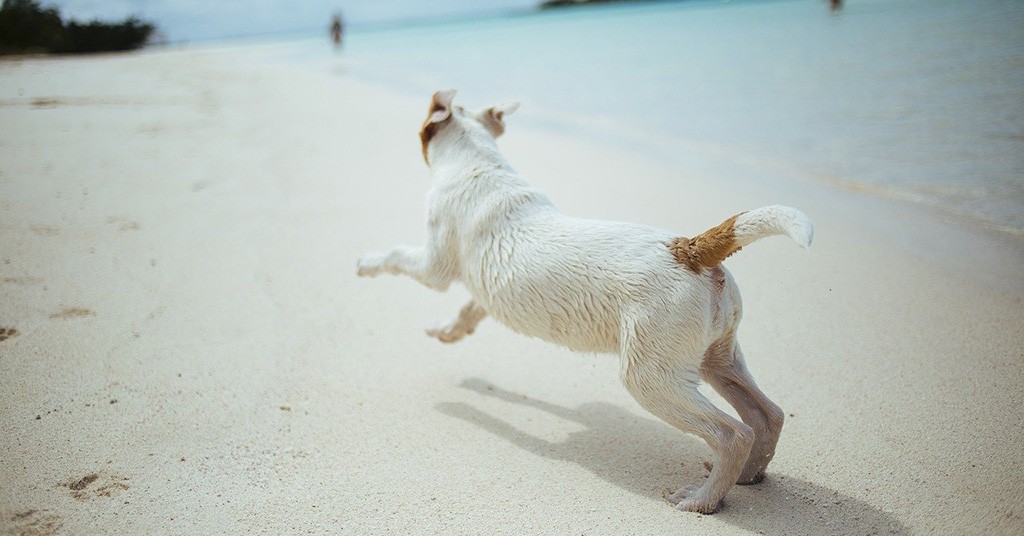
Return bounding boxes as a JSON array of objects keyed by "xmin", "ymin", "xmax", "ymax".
[{"xmin": 286, "ymin": 0, "xmax": 1024, "ymax": 235}]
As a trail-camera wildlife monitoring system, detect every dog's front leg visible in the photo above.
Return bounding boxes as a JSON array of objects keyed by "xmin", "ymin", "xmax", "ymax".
[
  {"xmin": 427, "ymin": 300, "xmax": 487, "ymax": 343},
  {"xmin": 357, "ymin": 243, "xmax": 456, "ymax": 291}
]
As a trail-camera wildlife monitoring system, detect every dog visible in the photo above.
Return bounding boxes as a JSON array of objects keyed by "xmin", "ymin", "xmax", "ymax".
[{"xmin": 357, "ymin": 89, "xmax": 813, "ymax": 513}]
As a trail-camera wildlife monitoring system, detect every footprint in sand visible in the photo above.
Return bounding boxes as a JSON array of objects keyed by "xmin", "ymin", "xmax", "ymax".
[
  {"xmin": 3, "ymin": 509, "xmax": 63, "ymax": 536},
  {"xmin": 28, "ymin": 225, "xmax": 59, "ymax": 237},
  {"xmin": 30, "ymin": 98, "xmax": 62, "ymax": 109},
  {"xmin": 105, "ymin": 216, "xmax": 140, "ymax": 232},
  {"xmin": 0, "ymin": 327, "xmax": 18, "ymax": 341},
  {"xmin": 49, "ymin": 308, "xmax": 95, "ymax": 320},
  {"xmin": 60, "ymin": 472, "xmax": 130, "ymax": 501}
]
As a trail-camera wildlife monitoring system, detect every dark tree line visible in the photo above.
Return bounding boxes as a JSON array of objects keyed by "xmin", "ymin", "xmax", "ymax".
[{"xmin": 0, "ymin": 0, "xmax": 156, "ymax": 55}]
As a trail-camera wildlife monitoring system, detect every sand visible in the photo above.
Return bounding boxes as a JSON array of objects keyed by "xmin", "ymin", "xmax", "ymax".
[{"xmin": 1, "ymin": 47, "xmax": 1022, "ymax": 535}]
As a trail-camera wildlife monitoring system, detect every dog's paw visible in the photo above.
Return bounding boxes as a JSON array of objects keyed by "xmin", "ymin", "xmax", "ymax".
[
  {"xmin": 665, "ymin": 485, "xmax": 720, "ymax": 514},
  {"xmin": 665, "ymin": 485, "xmax": 700, "ymax": 505},
  {"xmin": 356, "ymin": 252, "xmax": 386, "ymax": 277},
  {"xmin": 426, "ymin": 321, "xmax": 470, "ymax": 344}
]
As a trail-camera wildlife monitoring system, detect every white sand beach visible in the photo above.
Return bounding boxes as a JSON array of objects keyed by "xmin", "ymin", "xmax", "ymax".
[{"xmin": 1, "ymin": 48, "xmax": 1023, "ymax": 535}]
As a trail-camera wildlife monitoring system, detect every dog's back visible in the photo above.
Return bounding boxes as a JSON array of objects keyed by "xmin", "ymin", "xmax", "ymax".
[
  {"xmin": 455, "ymin": 203, "xmax": 720, "ymax": 354},
  {"xmin": 433, "ymin": 160, "xmax": 808, "ymax": 359}
]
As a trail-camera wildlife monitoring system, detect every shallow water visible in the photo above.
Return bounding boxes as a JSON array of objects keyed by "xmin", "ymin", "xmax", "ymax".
[{"xmin": 279, "ymin": 0, "xmax": 1024, "ymax": 235}]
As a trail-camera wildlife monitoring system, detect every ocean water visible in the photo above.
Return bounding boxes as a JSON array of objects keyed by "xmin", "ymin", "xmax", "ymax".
[{"xmin": 283, "ymin": 0, "xmax": 1024, "ymax": 235}]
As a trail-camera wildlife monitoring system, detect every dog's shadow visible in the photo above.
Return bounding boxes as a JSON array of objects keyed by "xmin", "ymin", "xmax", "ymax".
[{"xmin": 437, "ymin": 378, "xmax": 908, "ymax": 536}]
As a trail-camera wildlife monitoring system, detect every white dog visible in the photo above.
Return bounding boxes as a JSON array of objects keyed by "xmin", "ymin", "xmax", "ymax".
[{"xmin": 357, "ymin": 89, "xmax": 813, "ymax": 514}]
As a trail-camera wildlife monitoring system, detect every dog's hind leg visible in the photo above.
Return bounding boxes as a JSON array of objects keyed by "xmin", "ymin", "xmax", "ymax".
[
  {"xmin": 621, "ymin": 336, "xmax": 753, "ymax": 514},
  {"xmin": 427, "ymin": 300, "xmax": 487, "ymax": 343},
  {"xmin": 700, "ymin": 336, "xmax": 785, "ymax": 485}
]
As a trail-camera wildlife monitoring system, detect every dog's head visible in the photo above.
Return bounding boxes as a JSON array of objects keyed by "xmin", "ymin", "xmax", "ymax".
[{"xmin": 418, "ymin": 89, "xmax": 520, "ymax": 164}]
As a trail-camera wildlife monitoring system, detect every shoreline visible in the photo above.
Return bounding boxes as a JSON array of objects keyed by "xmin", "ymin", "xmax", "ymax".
[
  {"xmin": 369, "ymin": 0, "xmax": 1024, "ymax": 241},
  {"xmin": 301, "ymin": 42, "xmax": 1024, "ymax": 293},
  {"xmin": 1, "ymin": 47, "xmax": 1022, "ymax": 535},
  {"xmin": 201, "ymin": 31, "xmax": 1024, "ymax": 250}
]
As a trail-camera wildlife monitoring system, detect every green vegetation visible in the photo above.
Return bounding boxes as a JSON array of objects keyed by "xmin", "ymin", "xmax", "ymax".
[{"xmin": 0, "ymin": 0, "xmax": 155, "ymax": 55}]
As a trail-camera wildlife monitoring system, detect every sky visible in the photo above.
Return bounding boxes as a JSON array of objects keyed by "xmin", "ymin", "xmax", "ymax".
[{"xmin": 44, "ymin": 0, "xmax": 541, "ymax": 42}]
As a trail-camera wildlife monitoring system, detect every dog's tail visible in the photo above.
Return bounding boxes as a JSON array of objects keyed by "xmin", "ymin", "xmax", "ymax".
[{"xmin": 669, "ymin": 205, "xmax": 813, "ymax": 273}]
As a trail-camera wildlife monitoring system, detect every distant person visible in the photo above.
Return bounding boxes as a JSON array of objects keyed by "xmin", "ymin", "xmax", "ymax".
[
  {"xmin": 829, "ymin": 0, "xmax": 843, "ymax": 13},
  {"xmin": 330, "ymin": 13, "xmax": 344, "ymax": 49}
]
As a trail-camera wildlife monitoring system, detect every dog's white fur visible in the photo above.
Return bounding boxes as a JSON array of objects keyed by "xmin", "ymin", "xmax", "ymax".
[{"xmin": 357, "ymin": 89, "xmax": 813, "ymax": 514}]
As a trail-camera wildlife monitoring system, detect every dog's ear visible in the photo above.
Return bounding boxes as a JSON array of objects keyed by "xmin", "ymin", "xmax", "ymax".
[
  {"xmin": 476, "ymin": 101, "xmax": 520, "ymax": 138},
  {"xmin": 420, "ymin": 89, "xmax": 458, "ymax": 163},
  {"xmin": 426, "ymin": 89, "xmax": 457, "ymax": 125}
]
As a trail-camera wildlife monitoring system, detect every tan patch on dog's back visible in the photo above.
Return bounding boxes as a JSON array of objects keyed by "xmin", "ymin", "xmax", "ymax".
[{"xmin": 668, "ymin": 213, "xmax": 743, "ymax": 273}]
